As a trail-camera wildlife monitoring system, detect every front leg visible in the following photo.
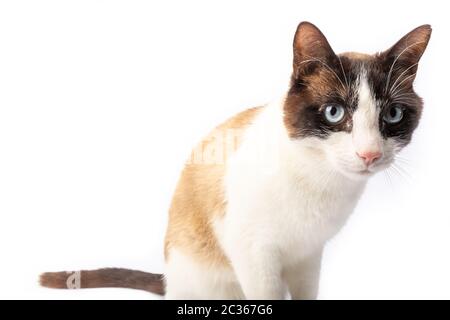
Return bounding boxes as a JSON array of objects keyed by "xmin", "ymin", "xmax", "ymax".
[
  {"xmin": 284, "ymin": 249, "xmax": 323, "ymax": 300},
  {"xmin": 227, "ymin": 240, "xmax": 285, "ymax": 300}
]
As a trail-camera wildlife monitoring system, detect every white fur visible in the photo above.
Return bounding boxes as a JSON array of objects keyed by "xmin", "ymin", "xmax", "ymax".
[
  {"xmin": 165, "ymin": 70, "xmax": 402, "ymax": 299},
  {"xmin": 352, "ymin": 72, "xmax": 382, "ymax": 155},
  {"xmin": 218, "ymin": 99, "xmax": 366, "ymax": 299},
  {"xmin": 165, "ymin": 249, "xmax": 244, "ymax": 299}
]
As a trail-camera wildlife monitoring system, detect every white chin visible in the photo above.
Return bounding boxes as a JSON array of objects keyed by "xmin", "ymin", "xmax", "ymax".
[{"xmin": 339, "ymin": 168, "xmax": 375, "ymax": 181}]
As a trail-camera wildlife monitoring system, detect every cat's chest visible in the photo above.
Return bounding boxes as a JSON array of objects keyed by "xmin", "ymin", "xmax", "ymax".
[
  {"xmin": 273, "ymin": 177, "xmax": 360, "ymax": 235},
  {"xmin": 273, "ymin": 182, "xmax": 361, "ymax": 260},
  {"xmin": 225, "ymin": 170, "xmax": 364, "ymax": 262}
]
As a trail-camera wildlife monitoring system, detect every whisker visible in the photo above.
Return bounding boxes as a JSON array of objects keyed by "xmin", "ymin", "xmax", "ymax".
[
  {"xmin": 384, "ymin": 41, "xmax": 427, "ymax": 95},
  {"xmin": 392, "ymin": 92, "xmax": 418, "ymax": 99},
  {"xmin": 395, "ymin": 155, "xmax": 413, "ymax": 166},
  {"xmin": 299, "ymin": 55, "xmax": 347, "ymax": 92},
  {"xmin": 389, "ymin": 165, "xmax": 404, "ymax": 183},
  {"xmin": 389, "ymin": 62, "xmax": 418, "ymax": 93},
  {"xmin": 390, "ymin": 93, "xmax": 419, "ymax": 104},
  {"xmin": 337, "ymin": 55, "xmax": 349, "ymax": 89},
  {"xmin": 394, "ymin": 161, "xmax": 413, "ymax": 171},
  {"xmin": 394, "ymin": 161, "xmax": 412, "ymax": 177},
  {"xmin": 383, "ymin": 168, "xmax": 394, "ymax": 190},
  {"xmin": 390, "ymin": 96, "xmax": 419, "ymax": 104},
  {"xmin": 391, "ymin": 162, "xmax": 412, "ymax": 185},
  {"xmin": 390, "ymin": 73, "xmax": 417, "ymax": 96}
]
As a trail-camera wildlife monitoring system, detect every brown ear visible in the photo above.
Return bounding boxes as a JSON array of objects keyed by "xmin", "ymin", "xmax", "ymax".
[
  {"xmin": 383, "ymin": 25, "xmax": 432, "ymax": 91},
  {"xmin": 386, "ymin": 24, "xmax": 432, "ymax": 65},
  {"xmin": 292, "ymin": 22, "xmax": 338, "ymax": 78}
]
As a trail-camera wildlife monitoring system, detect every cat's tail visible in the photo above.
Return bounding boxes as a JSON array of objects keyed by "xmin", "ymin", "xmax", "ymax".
[{"xmin": 39, "ymin": 268, "xmax": 165, "ymax": 295}]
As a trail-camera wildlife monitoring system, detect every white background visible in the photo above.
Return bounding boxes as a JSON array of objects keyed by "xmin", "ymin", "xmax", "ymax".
[{"xmin": 0, "ymin": 0, "xmax": 449, "ymax": 299}]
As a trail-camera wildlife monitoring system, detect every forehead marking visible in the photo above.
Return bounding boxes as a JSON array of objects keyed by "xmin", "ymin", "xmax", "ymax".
[{"xmin": 352, "ymin": 69, "xmax": 382, "ymax": 151}]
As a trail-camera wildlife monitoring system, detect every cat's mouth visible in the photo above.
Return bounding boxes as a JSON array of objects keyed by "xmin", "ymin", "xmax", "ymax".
[
  {"xmin": 358, "ymin": 169, "xmax": 372, "ymax": 175},
  {"xmin": 337, "ymin": 166, "xmax": 376, "ymax": 180},
  {"xmin": 354, "ymin": 161, "xmax": 390, "ymax": 176},
  {"xmin": 348, "ymin": 167, "xmax": 379, "ymax": 178}
]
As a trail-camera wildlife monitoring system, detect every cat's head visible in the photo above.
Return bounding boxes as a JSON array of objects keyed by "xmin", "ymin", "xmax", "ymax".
[{"xmin": 284, "ymin": 22, "xmax": 431, "ymax": 180}]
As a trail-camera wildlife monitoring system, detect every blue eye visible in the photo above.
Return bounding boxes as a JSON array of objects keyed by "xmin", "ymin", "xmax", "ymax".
[
  {"xmin": 383, "ymin": 105, "xmax": 403, "ymax": 124},
  {"xmin": 324, "ymin": 104, "xmax": 345, "ymax": 124}
]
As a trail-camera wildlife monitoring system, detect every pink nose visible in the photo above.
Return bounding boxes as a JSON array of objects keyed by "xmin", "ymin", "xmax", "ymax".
[{"xmin": 357, "ymin": 150, "xmax": 382, "ymax": 166}]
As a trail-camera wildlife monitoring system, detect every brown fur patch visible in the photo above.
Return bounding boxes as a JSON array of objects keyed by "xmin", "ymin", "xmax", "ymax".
[
  {"xmin": 164, "ymin": 107, "xmax": 262, "ymax": 266},
  {"xmin": 340, "ymin": 52, "xmax": 372, "ymax": 61}
]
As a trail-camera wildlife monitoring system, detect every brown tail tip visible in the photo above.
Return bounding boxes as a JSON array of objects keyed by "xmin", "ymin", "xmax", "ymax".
[{"xmin": 40, "ymin": 271, "xmax": 73, "ymax": 289}]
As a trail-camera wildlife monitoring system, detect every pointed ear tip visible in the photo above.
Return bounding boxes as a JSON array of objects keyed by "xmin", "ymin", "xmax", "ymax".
[
  {"xmin": 420, "ymin": 24, "xmax": 432, "ymax": 31},
  {"xmin": 298, "ymin": 21, "xmax": 315, "ymax": 28},
  {"xmin": 294, "ymin": 22, "xmax": 326, "ymax": 44},
  {"xmin": 296, "ymin": 21, "xmax": 320, "ymax": 33},
  {"xmin": 416, "ymin": 24, "xmax": 432, "ymax": 37}
]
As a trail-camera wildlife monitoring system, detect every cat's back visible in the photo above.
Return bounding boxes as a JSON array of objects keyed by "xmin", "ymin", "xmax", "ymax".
[{"xmin": 164, "ymin": 106, "xmax": 263, "ymax": 266}]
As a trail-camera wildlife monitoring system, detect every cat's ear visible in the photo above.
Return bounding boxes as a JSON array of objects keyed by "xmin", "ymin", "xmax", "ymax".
[
  {"xmin": 292, "ymin": 22, "xmax": 337, "ymax": 79},
  {"xmin": 383, "ymin": 25, "xmax": 432, "ymax": 75}
]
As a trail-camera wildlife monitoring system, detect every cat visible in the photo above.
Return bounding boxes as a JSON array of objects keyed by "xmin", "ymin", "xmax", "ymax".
[{"xmin": 40, "ymin": 21, "xmax": 431, "ymax": 299}]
